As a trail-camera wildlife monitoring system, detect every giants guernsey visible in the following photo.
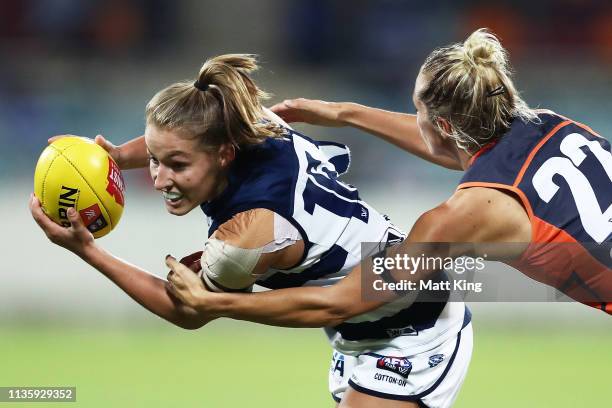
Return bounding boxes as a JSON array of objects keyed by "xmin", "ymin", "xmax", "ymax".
[
  {"xmin": 458, "ymin": 111, "xmax": 612, "ymax": 313},
  {"xmin": 201, "ymin": 128, "xmax": 469, "ymax": 354}
]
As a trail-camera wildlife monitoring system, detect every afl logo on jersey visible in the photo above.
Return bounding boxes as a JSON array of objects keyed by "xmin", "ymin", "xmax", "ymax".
[{"xmin": 376, "ymin": 356, "xmax": 412, "ymax": 379}]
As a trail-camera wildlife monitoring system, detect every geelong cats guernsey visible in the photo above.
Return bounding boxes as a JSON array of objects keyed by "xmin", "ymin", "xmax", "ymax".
[{"xmin": 201, "ymin": 128, "xmax": 469, "ymax": 353}]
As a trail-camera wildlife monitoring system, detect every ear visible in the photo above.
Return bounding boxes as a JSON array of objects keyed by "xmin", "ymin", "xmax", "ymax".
[
  {"xmin": 217, "ymin": 143, "xmax": 236, "ymax": 168},
  {"xmin": 436, "ymin": 117, "xmax": 453, "ymax": 138}
]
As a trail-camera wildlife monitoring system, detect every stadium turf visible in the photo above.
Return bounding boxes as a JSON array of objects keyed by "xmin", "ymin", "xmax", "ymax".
[{"xmin": 1, "ymin": 321, "xmax": 610, "ymax": 407}]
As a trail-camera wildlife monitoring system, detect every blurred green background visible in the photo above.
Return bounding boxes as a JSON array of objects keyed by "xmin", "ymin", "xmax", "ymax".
[{"xmin": 1, "ymin": 1, "xmax": 611, "ymax": 407}]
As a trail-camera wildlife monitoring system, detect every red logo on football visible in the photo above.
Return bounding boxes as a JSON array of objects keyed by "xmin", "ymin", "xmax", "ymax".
[
  {"xmin": 79, "ymin": 204, "xmax": 102, "ymax": 226},
  {"xmin": 106, "ymin": 158, "xmax": 125, "ymax": 207}
]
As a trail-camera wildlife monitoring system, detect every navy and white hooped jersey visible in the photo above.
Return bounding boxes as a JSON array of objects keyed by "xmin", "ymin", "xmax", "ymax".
[
  {"xmin": 201, "ymin": 128, "xmax": 469, "ymax": 353},
  {"xmin": 458, "ymin": 111, "xmax": 611, "ymax": 313}
]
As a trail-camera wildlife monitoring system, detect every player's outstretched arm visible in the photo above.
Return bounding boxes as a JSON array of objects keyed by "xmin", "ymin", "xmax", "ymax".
[
  {"xmin": 166, "ymin": 187, "xmax": 530, "ymax": 329},
  {"xmin": 165, "ymin": 208, "xmax": 463, "ymax": 329},
  {"xmin": 166, "ymin": 255, "xmax": 385, "ymax": 328},
  {"xmin": 270, "ymin": 98, "xmax": 462, "ymax": 170},
  {"xmin": 29, "ymin": 194, "xmax": 210, "ymax": 329}
]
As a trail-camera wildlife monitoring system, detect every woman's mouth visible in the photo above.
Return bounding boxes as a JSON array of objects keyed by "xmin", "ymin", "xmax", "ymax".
[{"xmin": 162, "ymin": 190, "xmax": 184, "ymax": 205}]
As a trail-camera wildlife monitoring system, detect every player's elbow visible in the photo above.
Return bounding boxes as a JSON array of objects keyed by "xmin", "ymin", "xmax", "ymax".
[
  {"xmin": 320, "ymin": 296, "xmax": 359, "ymax": 326},
  {"xmin": 179, "ymin": 321, "xmax": 206, "ymax": 330},
  {"xmin": 171, "ymin": 311, "xmax": 212, "ymax": 330},
  {"xmin": 324, "ymin": 305, "xmax": 353, "ymax": 327},
  {"xmin": 315, "ymin": 281, "xmax": 373, "ymax": 326},
  {"xmin": 289, "ymin": 292, "xmax": 353, "ymax": 327},
  {"xmin": 175, "ymin": 318, "xmax": 208, "ymax": 330}
]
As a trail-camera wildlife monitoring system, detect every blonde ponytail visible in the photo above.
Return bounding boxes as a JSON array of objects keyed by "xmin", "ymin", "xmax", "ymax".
[
  {"xmin": 419, "ymin": 28, "xmax": 537, "ymax": 153},
  {"xmin": 146, "ymin": 54, "xmax": 284, "ymax": 151}
]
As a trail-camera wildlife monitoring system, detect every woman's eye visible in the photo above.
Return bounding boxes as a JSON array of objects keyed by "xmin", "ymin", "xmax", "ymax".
[{"xmin": 149, "ymin": 156, "xmax": 159, "ymax": 165}]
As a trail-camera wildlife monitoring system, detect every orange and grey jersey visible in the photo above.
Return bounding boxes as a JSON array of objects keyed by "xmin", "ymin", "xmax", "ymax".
[{"xmin": 458, "ymin": 111, "xmax": 611, "ymax": 313}]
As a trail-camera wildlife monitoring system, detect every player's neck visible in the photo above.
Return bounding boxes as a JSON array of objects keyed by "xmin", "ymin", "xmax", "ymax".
[{"xmin": 457, "ymin": 149, "xmax": 472, "ymax": 170}]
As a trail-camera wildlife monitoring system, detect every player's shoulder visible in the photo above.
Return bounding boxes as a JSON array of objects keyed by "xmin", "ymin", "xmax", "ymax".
[
  {"xmin": 410, "ymin": 187, "xmax": 530, "ymax": 243},
  {"xmin": 212, "ymin": 208, "xmax": 275, "ymax": 249},
  {"xmin": 408, "ymin": 190, "xmax": 483, "ymax": 242}
]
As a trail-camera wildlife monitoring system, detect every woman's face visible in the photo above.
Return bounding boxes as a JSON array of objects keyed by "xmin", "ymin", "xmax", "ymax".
[
  {"xmin": 413, "ymin": 70, "xmax": 452, "ymax": 156},
  {"xmin": 145, "ymin": 125, "xmax": 227, "ymax": 216}
]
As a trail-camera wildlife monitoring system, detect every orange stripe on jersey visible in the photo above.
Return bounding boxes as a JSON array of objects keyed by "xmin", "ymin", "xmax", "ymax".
[
  {"xmin": 513, "ymin": 120, "xmax": 572, "ymax": 187},
  {"xmin": 572, "ymin": 120, "xmax": 604, "ymax": 139},
  {"xmin": 533, "ymin": 110, "xmax": 603, "ymax": 138},
  {"xmin": 467, "ymin": 140, "xmax": 498, "ymax": 168}
]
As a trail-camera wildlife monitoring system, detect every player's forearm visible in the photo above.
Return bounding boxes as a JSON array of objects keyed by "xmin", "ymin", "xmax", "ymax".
[
  {"xmin": 118, "ymin": 135, "xmax": 149, "ymax": 169},
  {"xmin": 80, "ymin": 245, "xmax": 207, "ymax": 329},
  {"xmin": 339, "ymin": 103, "xmax": 461, "ymax": 170},
  {"xmin": 202, "ymin": 287, "xmax": 351, "ymax": 328}
]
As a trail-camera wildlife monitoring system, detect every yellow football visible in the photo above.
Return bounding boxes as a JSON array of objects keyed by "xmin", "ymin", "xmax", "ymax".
[{"xmin": 34, "ymin": 136, "xmax": 126, "ymax": 238}]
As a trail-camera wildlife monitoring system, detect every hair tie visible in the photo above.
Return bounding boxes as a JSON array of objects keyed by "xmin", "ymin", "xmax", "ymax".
[
  {"xmin": 486, "ymin": 85, "xmax": 505, "ymax": 97},
  {"xmin": 194, "ymin": 80, "xmax": 209, "ymax": 92}
]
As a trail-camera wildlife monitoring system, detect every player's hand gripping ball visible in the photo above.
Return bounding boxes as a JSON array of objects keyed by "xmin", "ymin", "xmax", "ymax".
[{"xmin": 33, "ymin": 136, "xmax": 126, "ymax": 238}]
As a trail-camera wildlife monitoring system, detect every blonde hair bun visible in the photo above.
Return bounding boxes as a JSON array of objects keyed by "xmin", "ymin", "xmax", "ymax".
[
  {"xmin": 464, "ymin": 29, "xmax": 508, "ymax": 70},
  {"xmin": 420, "ymin": 28, "xmax": 537, "ymax": 152}
]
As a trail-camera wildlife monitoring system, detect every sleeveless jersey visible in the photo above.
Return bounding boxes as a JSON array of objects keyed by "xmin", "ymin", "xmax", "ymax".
[
  {"xmin": 201, "ymin": 128, "xmax": 469, "ymax": 353},
  {"xmin": 458, "ymin": 111, "xmax": 611, "ymax": 313}
]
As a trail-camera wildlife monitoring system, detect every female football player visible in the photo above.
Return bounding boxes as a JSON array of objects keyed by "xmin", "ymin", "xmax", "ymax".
[{"xmin": 30, "ymin": 54, "xmax": 472, "ymax": 408}]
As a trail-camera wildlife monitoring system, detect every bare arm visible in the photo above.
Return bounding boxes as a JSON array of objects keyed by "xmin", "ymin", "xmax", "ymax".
[
  {"xmin": 113, "ymin": 135, "xmax": 149, "ymax": 169},
  {"xmin": 270, "ymin": 99, "xmax": 462, "ymax": 170},
  {"xmin": 167, "ymin": 254, "xmax": 382, "ymax": 328},
  {"xmin": 168, "ymin": 187, "xmax": 531, "ymax": 328},
  {"xmin": 82, "ymin": 246, "xmax": 208, "ymax": 329},
  {"xmin": 29, "ymin": 195, "xmax": 208, "ymax": 329},
  {"xmin": 48, "ymin": 134, "xmax": 148, "ymax": 169},
  {"xmin": 341, "ymin": 103, "xmax": 461, "ymax": 169}
]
